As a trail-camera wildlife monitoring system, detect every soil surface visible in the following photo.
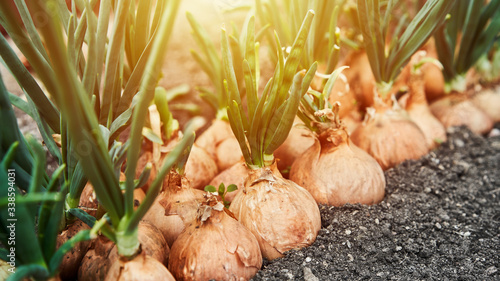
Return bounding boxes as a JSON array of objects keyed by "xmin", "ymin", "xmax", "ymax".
[{"xmin": 252, "ymin": 124, "xmax": 500, "ymax": 281}]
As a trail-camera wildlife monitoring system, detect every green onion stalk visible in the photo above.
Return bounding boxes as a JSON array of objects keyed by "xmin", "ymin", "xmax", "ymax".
[
  {"xmin": 2, "ymin": 0, "xmax": 190, "ymax": 279},
  {"xmin": 223, "ymin": 10, "xmax": 322, "ymax": 260},
  {"xmin": 289, "ymin": 67, "xmax": 386, "ymax": 206},
  {"xmin": 0, "ymin": 71, "xmax": 92, "ymax": 281},
  {"xmin": 348, "ymin": 0, "xmax": 454, "ymax": 170},
  {"xmin": 187, "ymin": 11, "xmax": 266, "ymax": 172},
  {"xmin": 254, "ymin": 0, "xmax": 359, "ymax": 176},
  {"xmin": 430, "ymin": 0, "xmax": 500, "ymax": 132}
]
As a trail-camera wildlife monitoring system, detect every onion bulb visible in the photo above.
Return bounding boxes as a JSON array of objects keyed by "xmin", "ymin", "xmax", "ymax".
[
  {"xmin": 143, "ymin": 171, "xmax": 205, "ymax": 247},
  {"xmin": 168, "ymin": 194, "xmax": 262, "ymax": 280},
  {"xmin": 471, "ymin": 86, "xmax": 500, "ymax": 122},
  {"xmin": 105, "ymin": 252, "xmax": 175, "ymax": 281},
  {"xmin": 78, "ymin": 236, "xmax": 115, "ymax": 281},
  {"xmin": 208, "ymin": 161, "xmax": 247, "ymax": 203},
  {"xmin": 290, "ymin": 126, "xmax": 385, "ymax": 206},
  {"xmin": 57, "ymin": 220, "xmax": 92, "ymax": 281},
  {"xmin": 273, "ymin": 117, "xmax": 314, "ymax": 178},
  {"xmin": 229, "ymin": 162, "xmax": 321, "ymax": 260},
  {"xmin": 405, "ymin": 51, "xmax": 447, "ymax": 149},
  {"xmin": 195, "ymin": 119, "xmax": 243, "ymax": 171},
  {"xmin": 184, "ymin": 144, "xmax": 219, "ymax": 190},
  {"xmin": 430, "ymin": 93, "xmax": 494, "ymax": 135},
  {"xmin": 351, "ymin": 99, "xmax": 429, "ymax": 170}
]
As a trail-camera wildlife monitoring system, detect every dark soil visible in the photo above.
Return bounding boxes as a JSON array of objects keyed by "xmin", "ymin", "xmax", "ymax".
[{"xmin": 252, "ymin": 125, "xmax": 500, "ymax": 281}]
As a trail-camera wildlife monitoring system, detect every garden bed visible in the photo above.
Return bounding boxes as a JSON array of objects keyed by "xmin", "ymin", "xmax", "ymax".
[{"xmin": 253, "ymin": 124, "xmax": 500, "ymax": 280}]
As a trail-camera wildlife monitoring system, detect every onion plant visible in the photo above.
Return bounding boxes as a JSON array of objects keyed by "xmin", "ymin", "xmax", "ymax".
[
  {"xmin": 256, "ymin": 0, "xmax": 342, "ymax": 82},
  {"xmin": 434, "ymin": 0, "xmax": 500, "ymax": 93},
  {"xmin": 0, "ymin": 0, "xmax": 183, "ymax": 228},
  {"xmin": 224, "ymin": 10, "xmax": 322, "ymax": 260},
  {"xmin": 223, "ymin": 11, "xmax": 317, "ymax": 168},
  {"xmin": 1, "ymin": 0, "xmax": 188, "ymax": 265},
  {"xmin": 0, "ymin": 72, "xmax": 92, "ymax": 281},
  {"xmin": 357, "ymin": 0, "xmax": 455, "ymax": 96}
]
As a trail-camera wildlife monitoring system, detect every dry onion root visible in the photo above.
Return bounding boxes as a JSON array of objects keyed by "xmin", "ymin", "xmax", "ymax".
[
  {"xmin": 229, "ymin": 163, "xmax": 321, "ymax": 260},
  {"xmin": 351, "ymin": 100, "xmax": 429, "ymax": 170},
  {"xmin": 143, "ymin": 171, "xmax": 205, "ymax": 247},
  {"xmin": 430, "ymin": 93, "xmax": 494, "ymax": 135},
  {"xmin": 290, "ymin": 126, "xmax": 385, "ymax": 206},
  {"xmin": 168, "ymin": 194, "xmax": 262, "ymax": 280}
]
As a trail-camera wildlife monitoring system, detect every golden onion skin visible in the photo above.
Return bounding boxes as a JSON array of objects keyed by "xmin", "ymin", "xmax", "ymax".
[
  {"xmin": 184, "ymin": 144, "xmax": 219, "ymax": 190},
  {"xmin": 168, "ymin": 198, "xmax": 262, "ymax": 281},
  {"xmin": 351, "ymin": 109, "xmax": 429, "ymax": 170},
  {"xmin": 208, "ymin": 161, "xmax": 247, "ymax": 203},
  {"xmin": 195, "ymin": 119, "xmax": 243, "ymax": 171},
  {"xmin": 430, "ymin": 93, "xmax": 494, "ymax": 135},
  {"xmin": 105, "ymin": 252, "xmax": 175, "ymax": 281},
  {"xmin": 229, "ymin": 163, "xmax": 321, "ymax": 260},
  {"xmin": 407, "ymin": 104, "xmax": 447, "ymax": 149},
  {"xmin": 290, "ymin": 128, "xmax": 385, "ymax": 206},
  {"xmin": 143, "ymin": 172, "xmax": 205, "ymax": 247},
  {"xmin": 274, "ymin": 118, "xmax": 315, "ymax": 178},
  {"xmin": 471, "ymin": 87, "xmax": 500, "ymax": 122}
]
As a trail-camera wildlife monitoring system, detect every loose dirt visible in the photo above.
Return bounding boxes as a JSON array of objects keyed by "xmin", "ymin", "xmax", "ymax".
[{"xmin": 252, "ymin": 124, "xmax": 500, "ymax": 280}]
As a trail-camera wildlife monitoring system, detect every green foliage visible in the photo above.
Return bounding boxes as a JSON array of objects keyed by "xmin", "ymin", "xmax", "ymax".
[
  {"xmin": 204, "ymin": 183, "xmax": 238, "ymax": 208},
  {"xmin": 256, "ymin": 0, "xmax": 343, "ymax": 77},
  {"xmin": 297, "ymin": 67, "xmax": 349, "ymax": 133},
  {"xmin": 434, "ymin": 0, "xmax": 500, "ymax": 92},
  {"xmin": 223, "ymin": 11, "xmax": 317, "ymax": 168},
  {"xmin": 357, "ymin": 0, "xmax": 455, "ymax": 93}
]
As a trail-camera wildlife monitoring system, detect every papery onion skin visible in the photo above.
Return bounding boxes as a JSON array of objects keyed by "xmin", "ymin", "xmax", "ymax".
[
  {"xmin": 184, "ymin": 144, "xmax": 219, "ymax": 190},
  {"xmin": 78, "ymin": 236, "xmax": 115, "ymax": 281},
  {"xmin": 351, "ymin": 109, "xmax": 429, "ymax": 171},
  {"xmin": 471, "ymin": 87, "xmax": 500, "ymax": 122},
  {"xmin": 105, "ymin": 251, "xmax": 175, "ymax": 281},
  {"xmin": 274, "ymin": 119, "xmax": 314, "ymax": 178},
  {"xmin": 57, "ymin": 220, "xmax": 92, "ymax": 281},
  {"xmin": 229, "ymin": 163, "xmax": 321, "ymax": 260},
  {"xmin": 290, "ymin": 128, "xmax": 385, "ymax": 206},
  {"xmin": 407, "ymin": 104, "xmax": 447, "ymax": 149},
  {"xmin": 143, "ymin": 172, "xmax": 205, "ymax": 247},
  {"xmin": 168, "ymin": 199, "xmax": 262, "ymax": 281},
  {"xmin": 195, "ymin": 119, "xmax": 243, "ymax": 171},
  {"xmin": 208, "ymin": 161, "xmax": 247, "ymax": 203},
  {"xmin": 430, "ymin": 93, "xmax": 494, "ymax": 135}
]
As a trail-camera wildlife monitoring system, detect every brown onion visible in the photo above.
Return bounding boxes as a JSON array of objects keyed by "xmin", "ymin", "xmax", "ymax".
[
  {"xmin": 430, "ymin": 93, "xmax": 494, "ymax": 135},
  {"xmin": 56, "ymin": 219, "xmax": 92, "ymax": 281},
  {"xmin": 208, "ymin": 161, "xmax": 247, "ymax": 203},
  {"xmin": 351, "ymin": 102, "xmax": 429, "ymax": 170},
  {"xmin": 78, "ymin": 236, "xmax": 115, "ymax": 281},
  {"xmin": 184, "ymin": 144, "xmax": 219, "ymax": 190},
  {"xmin": 143, "ymin": 171, "xmax": 205, "ymax": 247},
  {"xmin": 168, "ymin": 194, "xmax": 262, "ymax": 280},
  {"xmin": 471, "ymin": 87, "xmax": 500, "ymax": 122},
  {"xmin": 405, "ymin": 51, "xmax": 447, "ymax": 149},
  {"xmin": 105, "ymin": 251, "xmax": 175, "ymax": 281},
  {"xmin": 421, "ymin": 39, "xmax": 446, "ymax": 102},
  {"xmin": 195, "ymin": 119, "xmax": 243, "ymax": 171},
  {"xmin": 274, "ymin": 118, "xmax": 315, "ymax": 178},
  {"xmin": 229, "ymin": 162, "xmax": 321, "ymax": 260},
  {"xmin": 108, "ymin": 222, "xmax": 170, "ymax": 266},
  {"xmin": 290, "ymin": 128, "xmax": 385, "ymax": 206}
]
